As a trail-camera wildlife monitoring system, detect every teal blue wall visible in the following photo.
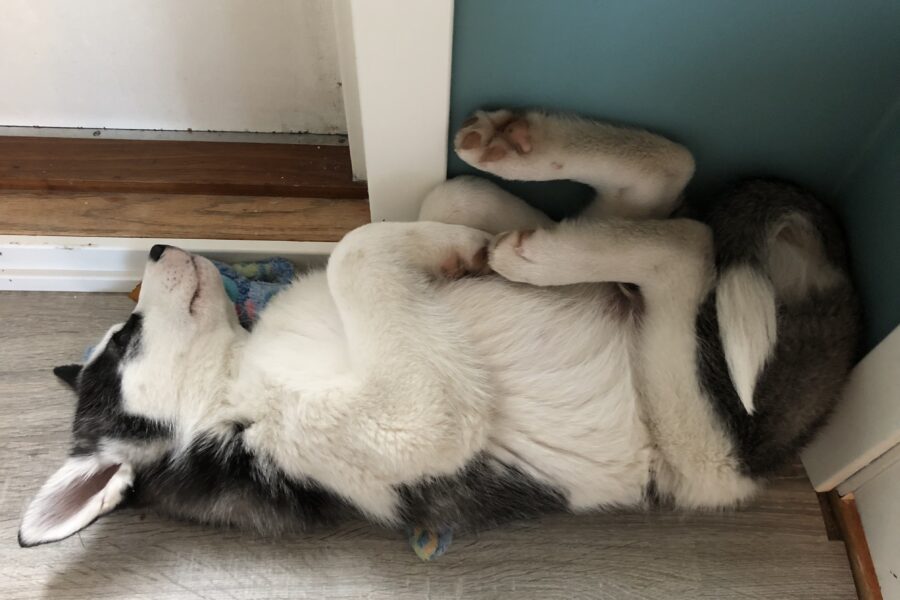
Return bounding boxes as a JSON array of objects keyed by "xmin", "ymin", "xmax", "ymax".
[
  {"xmin": 449, "ymin": 0, "xmax": 900, "ymax": 348},
  {"xmin": 834, "ymin": 104, "xmax": 900, "ymax": 350}
]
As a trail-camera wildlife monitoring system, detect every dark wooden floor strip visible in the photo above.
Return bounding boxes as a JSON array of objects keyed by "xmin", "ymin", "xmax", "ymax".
[{"xmin": 0, "ymin": 136, "xmax": 367, "ymax": 199}]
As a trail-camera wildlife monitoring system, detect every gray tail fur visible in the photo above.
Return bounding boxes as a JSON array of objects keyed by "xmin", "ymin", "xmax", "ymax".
[{"xmin": 697, "ymin": 179, "xmax": 860, "ymax": 476}]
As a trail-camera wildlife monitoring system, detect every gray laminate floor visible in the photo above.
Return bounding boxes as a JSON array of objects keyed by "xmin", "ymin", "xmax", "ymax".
[{"xmin": 0, "ymin": 292, "xmax": 856, "ymax": 599}]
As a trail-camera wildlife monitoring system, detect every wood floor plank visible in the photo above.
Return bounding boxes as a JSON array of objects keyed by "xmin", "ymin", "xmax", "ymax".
[
  {"xmin": 0, "ymin": 190, "xmax": 369, "ymax": 241},
  {"xmin": 0, "ymin": 136, "xmax": 367, "ymax": 199},
  {"xmin": 0, "ymin": 292, "xmax": 857, "ymax": 600}
]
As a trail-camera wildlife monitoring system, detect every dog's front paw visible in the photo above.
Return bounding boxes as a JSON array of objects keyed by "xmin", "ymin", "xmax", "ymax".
[
  {"xmin": 440, "ymin": 244, "xmax": 490, "ymax": 279},
  {"xmin": 438, "ymin": 229, "xmax": 493, "ymax": 279},
  {"xmin": 488, "ymin": 229, "xmax": 557, "ymax": 286}
]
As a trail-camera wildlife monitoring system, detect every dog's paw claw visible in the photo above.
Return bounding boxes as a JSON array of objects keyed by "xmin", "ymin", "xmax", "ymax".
[{"xmin": 489, "ymin": 229, "xmax": 546, "ymax": 284}]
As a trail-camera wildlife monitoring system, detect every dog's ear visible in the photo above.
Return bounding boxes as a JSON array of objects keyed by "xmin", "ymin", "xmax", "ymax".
[
  {"xmin": 53, "ymin": 364, "xmax": 82, "ymax": 391},
  {"xmin": 18, "ymin": 455, "xmax": 133, "ymax": 547}
]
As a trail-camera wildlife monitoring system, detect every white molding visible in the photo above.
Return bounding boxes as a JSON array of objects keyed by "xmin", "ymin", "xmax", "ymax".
[
  {"xmin": 0, "ymin": 126, "xmax": 345, "ymax": 146},
  {"xmin": 336, "ymin": 0, "xmax": 454, "ymax": 221},
  {"xmin": 0, "ymin": 236, "xmax": 333, "ymax": 292},
  {"xmin": 837, "ymin": 441, "xmax": 900, "ymax": 496},
  {"xmin": 802, "ymin": 325, "xmax": 900, "ymax": 491}
]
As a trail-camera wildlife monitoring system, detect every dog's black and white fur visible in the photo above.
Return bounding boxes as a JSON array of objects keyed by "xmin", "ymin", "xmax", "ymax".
[{"xmin": 19, "ymin": 110, "xmax": 859, "ymax": 547}]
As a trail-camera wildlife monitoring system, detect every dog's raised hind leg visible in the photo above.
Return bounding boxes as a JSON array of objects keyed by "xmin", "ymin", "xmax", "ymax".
[{"xmin": 455, "ymin": 109, "xmax": 694, "ymax": 220}]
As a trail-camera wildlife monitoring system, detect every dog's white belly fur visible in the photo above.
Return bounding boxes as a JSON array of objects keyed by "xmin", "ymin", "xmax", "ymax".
[
  {"xmin": 444, "ymin": 278, "xmax": 650, "ymax": 509},
  {"xmin": 237, "ymin": 272, "xmax": 648, "ymax": 520}
]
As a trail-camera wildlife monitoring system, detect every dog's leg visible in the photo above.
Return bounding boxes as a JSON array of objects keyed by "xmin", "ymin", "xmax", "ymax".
[
  {"xmin": 488, "ymin": 218, "xmax": 712, "ymax": 292},
  {"xmin": 488, "ymin": 219, "xmax": 758, "ymax": 507},
  {"xmin": 328, "ymin": 220, "xmax": 493, "ymax": 379},
  {"xmin": 455, "ymin": 109, "xmax": 694, "ymax": 219},
  {"xmin": 419, "ymin": 176, "xmax": 554, "ymax": 234},
  {"xmin": 287, "ymin": 222, "xmax": 496, "ymax": 518}
]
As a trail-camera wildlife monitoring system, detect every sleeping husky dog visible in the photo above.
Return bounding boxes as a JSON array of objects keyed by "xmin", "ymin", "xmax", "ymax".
[{"xmin": 19, "ymin": 109, "xmax": 859, "ymax": 547}]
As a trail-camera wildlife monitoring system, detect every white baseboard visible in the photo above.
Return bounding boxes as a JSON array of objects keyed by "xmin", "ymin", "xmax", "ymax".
[
  {"xmin": 802, "ymin": 324, "xmax": 900, "ymax": 491},
  {"xmin": 0, "ymin": 235, "xmax": 334, "ymax": 292}
]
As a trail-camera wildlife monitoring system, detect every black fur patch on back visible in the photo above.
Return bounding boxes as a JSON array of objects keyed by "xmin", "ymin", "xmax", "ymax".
[
  {"xmin": 130, "ymin": 428, "xmax": 351, "ymax": 534},
  {"xmin": 73, "ymin": 313, "xmax": 169, "ymax": 453},
  {"xmin": 397, "ymin": 454, "xmax": 569, "ymax": 532},
  {"xmin": 695, "ymin": 294, "xmax": 759, "ymax": 469}
]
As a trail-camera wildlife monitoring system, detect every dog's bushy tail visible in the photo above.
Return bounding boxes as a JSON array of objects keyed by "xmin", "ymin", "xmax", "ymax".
[
  {"xmin": 708, "ymin": 179, "xmax": 853, "ymax": 301},
  {"xmin": 698, "ymin": 179, "xmax": 860, "ymax": 476}
]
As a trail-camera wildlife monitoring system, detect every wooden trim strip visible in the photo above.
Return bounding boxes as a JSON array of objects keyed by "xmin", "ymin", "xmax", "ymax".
[
  {"xmin": 0, "ymin": 190, "xmax": 369, "ymax": 242},
  {"xmin": 827, "ymin": 491, "xmax": 883, "ymax": 600},
  {"xmin": 0, "ymin": 136, "xmax": 367, "ymax": 199}
]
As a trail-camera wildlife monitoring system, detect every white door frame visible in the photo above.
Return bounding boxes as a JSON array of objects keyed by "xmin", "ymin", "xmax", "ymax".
[
  {"xmin": 334, "ymin": 0, "xmax": 454, "ymax": 222},
  {"xmin": 0, "ymin": 0, "xmax": 455, "ymax": 291}
]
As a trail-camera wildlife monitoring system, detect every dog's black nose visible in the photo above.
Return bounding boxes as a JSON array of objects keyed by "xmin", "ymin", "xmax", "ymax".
[{"xmin": 149, "ymin": 244, "xmax": 170, "ymax": 262}]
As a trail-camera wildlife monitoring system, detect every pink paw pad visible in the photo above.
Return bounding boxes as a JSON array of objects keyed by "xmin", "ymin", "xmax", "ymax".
[
  {"xmin": 480, "ymin": 144, "xmax": 508, "ymax": 163},
  {"xmin": 504, "ymin": 119, "xmax": 532, "ymax": 154},
  {"xmin": 460, "ymin": 131, "xmax": 482, "ymax": 150}
]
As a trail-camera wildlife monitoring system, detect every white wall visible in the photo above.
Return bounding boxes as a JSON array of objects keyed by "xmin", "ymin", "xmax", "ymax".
[{"xmin": 0, "ymin": 0, "xmax": 346, "ymax": 133}]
